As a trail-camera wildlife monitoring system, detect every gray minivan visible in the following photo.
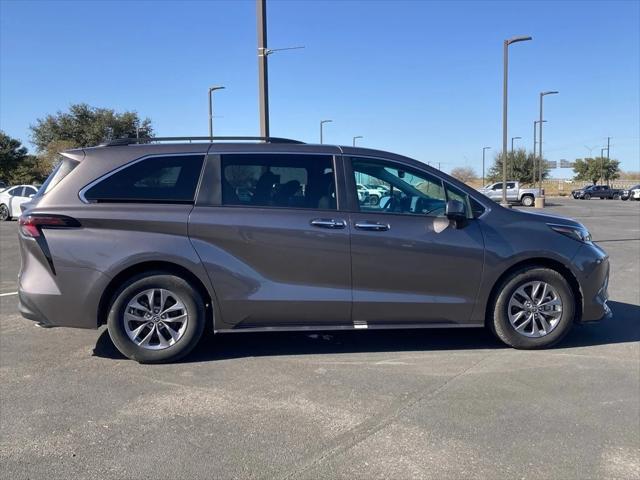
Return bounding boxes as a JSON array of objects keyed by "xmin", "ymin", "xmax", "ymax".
[{"xmin": 18, "ymin": 137, "xmax": 610, "ymax": 363}]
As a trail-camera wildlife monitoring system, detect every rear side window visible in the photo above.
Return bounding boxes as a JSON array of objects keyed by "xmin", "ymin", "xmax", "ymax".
[
  {"xmin": 221, "ymin": 154, "xmax": 336, "ymax": 210},
  {"xmin": 37, "ymin": 157, "xmax": 79, "ymax": 196},
  {"xmin": 84, "ymin": 155, "xmax": 204, "ymax": 203}
]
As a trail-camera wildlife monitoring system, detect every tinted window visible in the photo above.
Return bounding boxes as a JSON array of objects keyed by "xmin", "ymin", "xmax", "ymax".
[
  {"xmin": 352, "ymin": 158, "xmax": 446, "ymax": 216},
  {"xmin": 506, "ymin": 182, "xmax": 516, "ymax": 189},
  {"xmin": 24, "ymin": 187, "xmax": 37, "ymax": 196},
  {"xmin": 221, "ymin": 154, "xmax": 336, "ymax": 210},
  {"xmin": 85, "ymin": 155, "xmax": 204, "ymax": 203},
  {"xmin": 9, "ymin": 187, "xmax": 24, "ymax": 197},
  {"xmin": 38, "ymin": 157, "xmax": 79, "ymax": 196}
]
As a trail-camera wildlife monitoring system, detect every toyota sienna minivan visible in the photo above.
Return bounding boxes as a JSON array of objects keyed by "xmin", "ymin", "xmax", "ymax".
[{"xmin": 17, "ymin": 137, "xmax": 611, "ymax": 363}]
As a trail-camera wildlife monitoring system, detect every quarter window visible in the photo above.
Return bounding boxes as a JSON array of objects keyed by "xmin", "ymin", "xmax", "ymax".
[
  {"xmin": 84, "ymin": 155, "xmax": 204, "ymax": 203},
  {"xmin": 221, "ymin": 154, "xmax": 336, "ymax": 210},
  {"xmin": 352, "ymin": 158, "xmax": 446, "ymax": 216}
]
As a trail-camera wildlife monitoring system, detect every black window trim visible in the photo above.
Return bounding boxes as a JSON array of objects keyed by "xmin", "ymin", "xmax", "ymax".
[
  {"xmin": 344, "ymin": 154, "xmax": 488, "ymax": 219},
  {"xmin": 208, "ymin": 151, "xmax": 341, "ymax": 212},
  {"xmin": 78, "ymin": 152, "xmax": 207, "ymax": 205}
]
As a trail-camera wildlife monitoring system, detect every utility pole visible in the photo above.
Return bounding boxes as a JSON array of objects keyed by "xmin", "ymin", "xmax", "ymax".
[
  {"xmin": 352, "ymin": 136, "xmax": 363, "ymax": 146},
  {"xmin": 257, "ymin": 0, "xmax": 269, "ymax": 138},
  {"xmin": 533, "ymin": 120, "xmax": 546, "ymax": 186},
  {"xmin": 601, "ymin": 147, "xmax": 607, "ymax": 183}
]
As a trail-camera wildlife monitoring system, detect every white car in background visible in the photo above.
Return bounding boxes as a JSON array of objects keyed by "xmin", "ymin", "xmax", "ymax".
[{"xmin": 0, "ymin": 185, "xmax": 38, "ymax": 221}]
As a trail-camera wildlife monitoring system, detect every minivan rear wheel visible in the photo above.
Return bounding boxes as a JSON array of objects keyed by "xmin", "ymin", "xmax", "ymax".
[
  {"xmin": 107, "ymin": 273, "xmax": 205, "ymax": 363},
  {"xmin": 490, "ymin": 267, "xmax": 575, "ymax": 349}
]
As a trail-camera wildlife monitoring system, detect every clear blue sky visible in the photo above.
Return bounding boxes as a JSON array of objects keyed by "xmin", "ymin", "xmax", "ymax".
[{"xmin": 1, "ymin": 0, "xmax": 639, "ymax": 176}]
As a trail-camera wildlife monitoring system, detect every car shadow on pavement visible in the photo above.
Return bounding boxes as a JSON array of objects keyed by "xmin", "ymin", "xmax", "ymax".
[{"xmin": 92, "ymin": 301, "xmax": 639, "ymax": 362}]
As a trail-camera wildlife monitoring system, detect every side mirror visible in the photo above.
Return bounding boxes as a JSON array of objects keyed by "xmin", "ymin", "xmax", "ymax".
[
  {"xmin": 445, "ymin": 200, "xmax": 467, "ymax": 227},
  {"xmin": 29, "ymin": 194, "xmax": 35, "ymax": 198}
]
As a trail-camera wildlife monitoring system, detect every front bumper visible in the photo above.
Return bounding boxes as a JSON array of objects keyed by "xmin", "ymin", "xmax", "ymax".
[{"xmin": 572, "ymin": 242, "xmax": 610, "ymax": 323}]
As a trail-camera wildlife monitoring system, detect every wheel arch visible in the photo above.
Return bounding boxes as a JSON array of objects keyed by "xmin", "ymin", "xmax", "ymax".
[
  {"xmin": 485, "ymin": 257, "xmax": 583, "ymax": 327},
  {"xmin": 97, "ymin": 261, "xmax": 215, "ymax": 329}
]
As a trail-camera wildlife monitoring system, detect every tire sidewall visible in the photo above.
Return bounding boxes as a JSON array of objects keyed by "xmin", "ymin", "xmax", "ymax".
[
  {"xmin": 0, "ymin": 204, "xmax": 10, "ymax": 221},
  {"xmin": 521, "ymin": 196, "xmax": 534, "ymax": 207},
  {"xmin": 492, "ymin": 268, "xmax": 575, "ymax": 349},
  {"xmin": 107, "ymin": 273, "xmax": 205, "ymax": 363}
]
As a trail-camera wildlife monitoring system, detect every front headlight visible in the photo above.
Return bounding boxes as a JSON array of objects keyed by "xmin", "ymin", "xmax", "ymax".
[{"xmin": 549, "ymin": 224, "xmax": 592, "ymax": 244}]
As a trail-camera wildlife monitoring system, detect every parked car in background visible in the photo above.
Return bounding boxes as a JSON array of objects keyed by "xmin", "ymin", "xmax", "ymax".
[
  {"xmin": 478, "ymin": 181, "xmax": 541, "ymax": 207},
  {"xmin": 571, "ymin": 185, "xmax": 622, "ymax": 200},
  {"xmin": 621, "ymin": 184, "xmax": 640, "ymax": 201},
  {"xmin": 0, "ymin": 181, "xmax": 7, "ymax": 190},
  {"xmin": 17, "ymin": 136, "xmax": 610, "ymax": 363},
  {"xmin": 0, "ymin": 185, "xmax": 39, "ymax": 221}
]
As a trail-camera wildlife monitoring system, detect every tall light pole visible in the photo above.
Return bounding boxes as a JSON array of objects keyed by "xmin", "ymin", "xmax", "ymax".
[
  {"xmin": 533, "ymin": 120, "xmax": 546, "ymax": 186},
  {"xmin": 320, "ymin": 120, "xmax": 332, "ymax": 144},
  {"xmin": 256, "ymin": 0, "xmax": 304, "ymax": 139},
  {"xmin": 600, "ymin": 147, "xmax": 607, "ymax": 183},
  {"xmin": 511, "ymin": 136, "xmax": 522, "ymax": 153},
  {"xmin": 352, "ymin": 135, "xmax": 363, "ymax": 146},
  {"xmin": 510, "ymin": 136, "xmax": 521, "ymax": 179},
  {"xmin": 257, "ymin": 0, "xmax": 269, "ymax": 138},
  {"xmin": 538, "ymin": 90, "xmax": 558, "ymax": 198},
  {"xmin": 482, "ymin": 146, "xmax": 491, "ymax": 186},
  {"xmin": 208, "ymin": 85, "xmax": 225, "ymax": 138},
  {"xmin": 502, "ymin": 35, "xmax": 533, "ymax": 207}
]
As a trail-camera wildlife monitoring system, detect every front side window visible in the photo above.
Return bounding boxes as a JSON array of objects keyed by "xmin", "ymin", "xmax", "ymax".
[
  {"xmin": 84, "ymin": 155, "xmax": 204, "ymax": 203},
  {"xmin": 221, "ymin": 154, "xmax": 336, "ymax": 210},
  {"xmin": 9, "ymin": 187, "xmax": 24, "ymax": 197},
  {"xmin": 352, "ymin": 158, "xmax": 446, "ymax": 216}
]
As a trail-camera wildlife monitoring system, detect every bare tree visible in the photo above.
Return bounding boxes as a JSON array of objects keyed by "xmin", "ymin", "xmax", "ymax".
[{"xmin": 450, "ymin": 166, "xmax": 477, "ymax": 184}]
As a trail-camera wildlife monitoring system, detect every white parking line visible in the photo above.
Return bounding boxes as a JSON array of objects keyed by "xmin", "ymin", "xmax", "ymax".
[{"xmin": 0, "ymin": 292, "xmax": 18, "ymax": 297}]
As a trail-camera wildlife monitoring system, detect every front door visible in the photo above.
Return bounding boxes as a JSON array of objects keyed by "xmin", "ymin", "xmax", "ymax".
[
  {"xmin": 346, "ymin": 156, "xmax": 485, "ymax": 326},
  {"xmin": 189, "ymin": 152, "xmax": 352, "ymax": 329}
]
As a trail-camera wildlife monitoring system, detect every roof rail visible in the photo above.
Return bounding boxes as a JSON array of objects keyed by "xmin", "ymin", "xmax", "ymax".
[{"xmin": 100, "ymin": 136, "xmax": 305, "ymax": 147}]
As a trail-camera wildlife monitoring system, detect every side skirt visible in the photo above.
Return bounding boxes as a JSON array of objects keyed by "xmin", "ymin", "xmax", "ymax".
[{"xmin": 214, "ymin": 322, "xmax": 484, "ymax": 334}]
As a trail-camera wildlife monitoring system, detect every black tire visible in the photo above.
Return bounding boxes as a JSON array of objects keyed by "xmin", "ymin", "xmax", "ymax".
[
  {"xmin": 490, "ymin": 267, "xmax": 575, "ymax": 349},
  {"xmin": 583, "ymin": 193, "xmax": 591, "ymax": 200},
  {"xmin": 521, "ymin": 195, "xmax": 534, "ymax": 207},
  {"xmin": 613, "ymin": 194, "xmax": 620, "ymax": 200},
  {"xmin": 369, "ymin": 194, "xmax": 380, "ymax": 206},
  {"xmin": 0, "ymin": 204, "xmax": 11, "ymax": 221},
  {"xmin": 107, "ymin": 272, "xmax": 206, "ymax": 363}
]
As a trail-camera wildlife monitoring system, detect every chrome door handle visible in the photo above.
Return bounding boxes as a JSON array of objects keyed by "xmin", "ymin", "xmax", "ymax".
[
  {"xmin": 310, "ymin": 218, "xmax": 346, "ymax": 229},
  {"xmin": 354, "ymin": 221, "xmax": 390, "ymax": 231}
]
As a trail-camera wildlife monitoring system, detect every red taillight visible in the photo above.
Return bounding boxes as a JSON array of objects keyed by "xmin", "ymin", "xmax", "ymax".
[{"xmin": 19, "ymin": 215, "xmax": 81, "ymax": 238}]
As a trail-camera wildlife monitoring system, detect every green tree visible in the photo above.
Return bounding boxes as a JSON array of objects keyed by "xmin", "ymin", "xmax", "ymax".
[
  {"xmin": 450, "ymin": 166, "xmax": 477, "ymax": 183},
  {"xmin": 573, "ymin": 157, "xmax": 620, "ymax": 185},
  {"xmin": 487, "ymin": 149, "xmax": 549, "ymax": 185},
  {"xmin": 0, "ymin": 131, "xmax": 28, "ymax": 183},
  {"xmin": 30, "ymin": 103, "xmax": 153, "ymax": 152}
]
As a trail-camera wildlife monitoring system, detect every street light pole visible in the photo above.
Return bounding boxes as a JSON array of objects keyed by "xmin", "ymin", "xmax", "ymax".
[
  {"xmin": 538, "ymin": 91, "xmax": 558, "ymax": 201},
  {"xmin": 502, "ymin": 35, "xmax": 532, "ymax": 207},
  {"xmin": 510, "ymin": 136, "xmax": 521, "ymax": 178},
  {"xmin": 600, "ymin": 147, "xmax": 607, "ymax": 183},
  {"xmin": 533, "ymin": 120, "xmax": 546, "ymax": 187},
  {"xmin": 352, "ymin": 135, "xmax": 363, "ymax": 146},
  {"xmin": 482, "ymin": 146, "xmax": 491, "ymax": 186},
  {"xmin": 320, "ymin": 120, "xmax": 332, "ymax": 144},
  {"xmin": 511, "ymin": 136, "xmax": 521, "ymax": 153},
  {"xmin": 208, "ymin": 85, "xmax": 225, "ymax": 138}
]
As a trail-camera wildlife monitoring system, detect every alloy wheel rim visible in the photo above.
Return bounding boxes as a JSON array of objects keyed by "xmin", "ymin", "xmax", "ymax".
[
  {"xmin": 0, "ymin": 205, "xmax": 8, "ymax": 220},
  {"xmin": 124, "ymin": 288, "xmax": 188, "ymax": 350},
  {"xmin": 507, "ymin": 281, "xmax": 563, "ymax": 338}
]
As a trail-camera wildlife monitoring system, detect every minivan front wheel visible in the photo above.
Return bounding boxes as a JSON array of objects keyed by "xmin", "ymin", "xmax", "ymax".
[
  {"xmin": 107, "ymin": 273, "xmax": 205, "ymax": 363},
  {"xmin": 491, "ymin": 267, "xmax": 575, "ymax": 349}
]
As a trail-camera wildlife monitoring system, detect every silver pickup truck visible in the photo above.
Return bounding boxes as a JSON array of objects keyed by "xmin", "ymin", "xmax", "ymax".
[{"xmin": 478, "ymin": 181, "xmax": 541, "ymax": 207}]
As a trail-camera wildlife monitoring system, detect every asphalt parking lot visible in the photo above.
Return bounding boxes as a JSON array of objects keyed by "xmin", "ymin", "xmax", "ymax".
[{"xmin": 1, "ymin": 198, "xmax": 638, "ymax": 480}]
